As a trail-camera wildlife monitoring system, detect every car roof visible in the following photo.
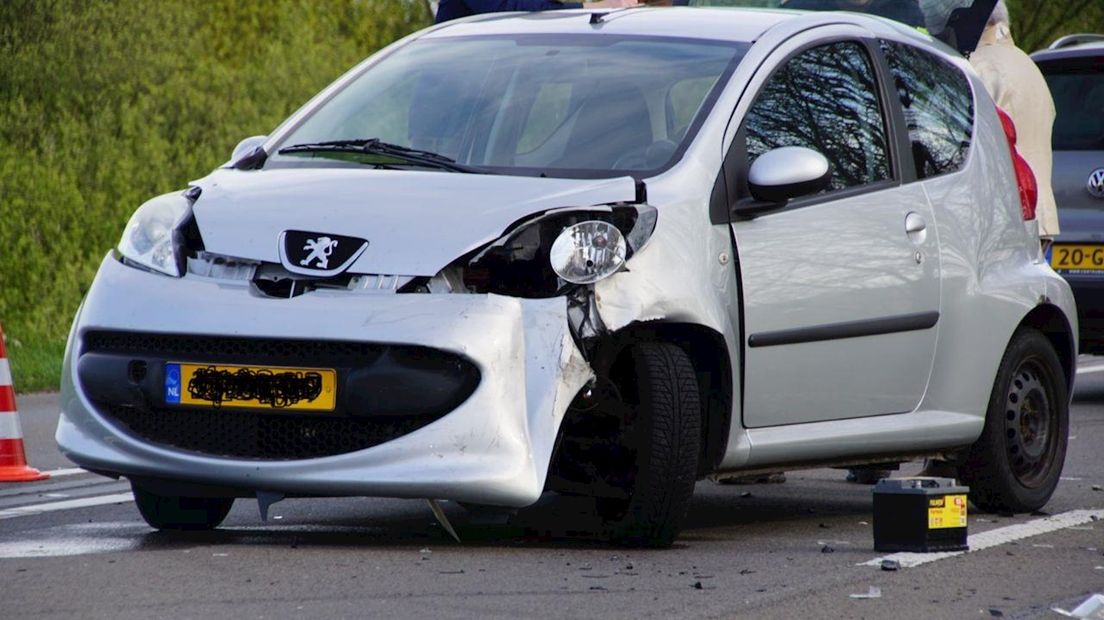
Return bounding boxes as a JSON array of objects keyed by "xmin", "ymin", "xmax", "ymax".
[
  {"xmin": 424, "ymin": 7, "xmax": 796, "ymax": 43},
  {"xmin": 1032, "ymin": 40, "xmax": 1104, "ymax": 63}
]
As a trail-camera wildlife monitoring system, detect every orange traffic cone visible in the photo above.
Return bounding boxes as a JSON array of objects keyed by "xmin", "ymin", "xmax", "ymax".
[{"xmin": 0, "ymin": 324, "xmax": 48, "ymax": 482}]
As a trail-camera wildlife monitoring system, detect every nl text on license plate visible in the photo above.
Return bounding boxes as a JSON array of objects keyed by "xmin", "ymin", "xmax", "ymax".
[
  {"xmin": 163, "ymin": 363, "xmax": 337, "ymax": 411},
  {"xmin": 1050, "ymin": 244, "xmax": 1104, "ymax": 271}
]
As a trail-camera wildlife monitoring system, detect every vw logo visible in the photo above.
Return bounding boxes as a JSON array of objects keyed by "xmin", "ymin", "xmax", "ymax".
[{"xmin": 1089, "ymin": 168, "xmax": 1104, "ymax": 199}]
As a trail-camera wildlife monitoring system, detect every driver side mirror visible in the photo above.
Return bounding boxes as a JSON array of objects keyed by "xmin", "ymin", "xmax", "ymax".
[{"xmin": 734, "ymin": 146, "xmax": 832, "ymax": 218}]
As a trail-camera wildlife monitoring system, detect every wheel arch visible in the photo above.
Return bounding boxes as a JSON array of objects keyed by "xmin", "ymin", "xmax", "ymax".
[
  {"xmin": 1017, "ymin": 303, "xmax": 1076, "ymax": 393},
  {"xmin": 589, "ymin": 321, "xmax": 733, "ymax": 478}
]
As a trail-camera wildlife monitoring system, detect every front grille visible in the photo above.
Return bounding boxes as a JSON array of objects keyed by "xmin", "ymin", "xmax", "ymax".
[
  {"xmin": 82, "ymin": 331, "xmax": 481, "ymax": 460},
  {"xmin": 106, "ymin": 405, "xmax": 427, "ymax": 460}
]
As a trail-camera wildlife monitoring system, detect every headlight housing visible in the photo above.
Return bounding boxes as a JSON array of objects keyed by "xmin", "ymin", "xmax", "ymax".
[
  {"xmin": 418, "ymin": 204, "xmax": 656, "ymax": 298},
  {"xmin": 549, "ymin": 221, "xmax": 627, "ymax": 285},
  {"xmin": 117, "ymin": 192, "xmax": 192, "ymax": 277}
]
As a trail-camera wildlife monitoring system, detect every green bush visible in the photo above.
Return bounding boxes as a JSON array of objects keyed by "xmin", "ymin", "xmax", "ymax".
[{"xmin": 0, "ymin": 0, "xmax": 430, "ymax": 392}]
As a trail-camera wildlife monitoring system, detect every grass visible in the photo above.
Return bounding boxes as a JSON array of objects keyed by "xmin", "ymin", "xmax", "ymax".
[{"xmin": 5, "ymin": 339, "xmax": 67, "ymax": 394}]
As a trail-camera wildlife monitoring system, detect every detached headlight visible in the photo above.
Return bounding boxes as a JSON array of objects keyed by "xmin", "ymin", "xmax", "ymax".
[
  {"xmin": 550, "ymin": 221, "xmax": 627, "ymax": 285},
  {"xmin": 117, "ymin": 193, "xmax": 191, "ymax": 277}
]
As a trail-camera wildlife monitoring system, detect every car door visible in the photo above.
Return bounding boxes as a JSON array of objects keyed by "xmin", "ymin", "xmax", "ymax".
[{"xmin": 728, "ymin": 36, "xmax": 942, "ymax": 428}]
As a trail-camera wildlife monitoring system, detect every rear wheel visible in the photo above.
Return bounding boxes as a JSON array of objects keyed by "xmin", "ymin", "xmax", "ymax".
[
  {"xmin": 598, "ymin": 342, "xmax": 701, "ymax": 548},
  {"xmin": 959, "ymin": 328, "xmax": 1068, "ymax": 513},
  {"xmin": 132, "ymin": 483, "xmax": 234, "ymax": 531}
]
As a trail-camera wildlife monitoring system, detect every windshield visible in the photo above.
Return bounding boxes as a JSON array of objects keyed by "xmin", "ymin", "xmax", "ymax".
[{"xmin": 272, "ymin": 35, "xmax": 747, "ymax": 178}]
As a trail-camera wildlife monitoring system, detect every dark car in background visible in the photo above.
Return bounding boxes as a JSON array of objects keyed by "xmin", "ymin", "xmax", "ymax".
[{"xmin": 1035, "ymin": 35, "xmax": 1104, "ymax": 352}]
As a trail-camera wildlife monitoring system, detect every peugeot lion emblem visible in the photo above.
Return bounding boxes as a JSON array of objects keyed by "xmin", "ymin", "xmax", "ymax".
[
  {"xmin": 1089, "ymin": 168, "xmax": 1104, "ymax": 200},
  {"xmin": 300, "ymin": 236, "xmax": 338, "ymax": 269},
  {"xmin": 278, "ymin": 230, "xmax": 369, "ymax": 277}
]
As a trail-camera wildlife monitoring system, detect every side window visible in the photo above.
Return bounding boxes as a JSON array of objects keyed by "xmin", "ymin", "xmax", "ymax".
[
  {"xmin": 881, "ymin": 40, "xmax": 974, "ymax": 179},
  {"xmin": 744, "ymin": 41, "xmax": 891, "ymax": 192}
]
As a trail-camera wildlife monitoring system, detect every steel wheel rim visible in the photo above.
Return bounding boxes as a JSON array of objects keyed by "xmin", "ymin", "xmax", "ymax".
[{"xmin": 1003, "ymin": 357, "xmax": 1057, "ymax": 488}]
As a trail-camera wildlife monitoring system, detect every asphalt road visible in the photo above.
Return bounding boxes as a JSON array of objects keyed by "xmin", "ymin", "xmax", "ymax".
[{"xmin": 2, "ymin": 368, "xmax": 1103, "ymax": 620}]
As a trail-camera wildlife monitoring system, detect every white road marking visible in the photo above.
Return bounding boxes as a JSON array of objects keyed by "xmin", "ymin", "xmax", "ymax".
[
  {"xmin": 39, "ymin": 467, "xmax": 88, "ymax": 478},
  {"xmin": 1075, "ymin": 364, "xmax": 1104, "ymax": 375},
  {"xmin": 859, "ymin": 508, "xmax": 1104, "ymax": 569},
  {"xmin": 0, "ymin": 492, "xmax": 133, "ymax": 520}
]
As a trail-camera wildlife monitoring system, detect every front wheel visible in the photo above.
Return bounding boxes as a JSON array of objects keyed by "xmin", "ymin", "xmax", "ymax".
[
  {"xmin": 132, "ymin": 483, "xmax": 234, "ymax": 531},
  {"xmin": 601, "ymin": 342, "xmax": 701, "ymax": 548},
  {"xmin": 959, "ymin": 328, "xmax": 1069, "ymax": 513}
]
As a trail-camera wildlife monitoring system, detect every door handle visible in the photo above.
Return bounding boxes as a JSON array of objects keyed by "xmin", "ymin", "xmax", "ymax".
[{"xmin": 905, "ymin": 212, "xmax": 927, "ymax": 234}]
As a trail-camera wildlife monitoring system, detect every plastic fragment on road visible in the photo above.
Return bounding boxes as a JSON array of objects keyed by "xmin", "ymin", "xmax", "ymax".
[
  {"xmin": 256, "ymin": 491, "xmax": 284, "ymax": 522},
  {"xmin": 1052, "ymin": 593, "xmax": 1104, "ymax": 618},
  {"xmin": 880, "ymin": 559, "xmax": 900, "ymax": 571},
  {"xmin": 849, "ymin": 586, "xmax": 882, "ymax": 599},
  {"xmin": 428, "ymin": 499, "xmax": 461, "ymax": 543}
]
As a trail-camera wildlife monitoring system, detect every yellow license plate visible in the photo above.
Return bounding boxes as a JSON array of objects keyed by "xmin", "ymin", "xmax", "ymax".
[
  {"xmin": 164, "ymin": 363, "xmax": 337, "ymax": 411},
  {"xmin": 1051, "ymin": 244, "xmax": 1104, "ymax": 271}
]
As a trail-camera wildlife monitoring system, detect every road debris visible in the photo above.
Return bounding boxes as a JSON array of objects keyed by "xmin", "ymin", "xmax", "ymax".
[
  {"xmin": 1092, "ymin": 485, "xmax": 1102, "ymax": 492},
  {"xmin": 821, "ymin": 545, "xmax": 835, "ymax": 554},
  {"xmin": 880, "ymin": 559, "xmax": 900, "ymax": 571},
  {"xmin": 849, "ymin": 586, "xmax": 882, "ymax": 599},
  {"xmin": 427, "ymin": 500, "xmax": 461, "ymax": 543},
  {"xmin": 1051, "ymin": 593, "xmax": 1104, "ymax": 618}
]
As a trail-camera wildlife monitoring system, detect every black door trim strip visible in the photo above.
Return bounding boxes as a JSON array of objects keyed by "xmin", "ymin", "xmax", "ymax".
[{"xmin": 747, "ymin": 311, "xmax": 939, "ymax": 348}]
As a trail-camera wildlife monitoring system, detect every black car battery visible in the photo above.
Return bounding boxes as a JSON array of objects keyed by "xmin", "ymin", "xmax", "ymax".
[{"xmin": 872, "ymin": 477, "xmax": 969, "ymax": 552}]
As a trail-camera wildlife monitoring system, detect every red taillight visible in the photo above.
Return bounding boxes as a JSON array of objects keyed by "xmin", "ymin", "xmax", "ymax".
[{"xmin": 996, "ymin": 107, "xmax": 1038, "ymax": 221}]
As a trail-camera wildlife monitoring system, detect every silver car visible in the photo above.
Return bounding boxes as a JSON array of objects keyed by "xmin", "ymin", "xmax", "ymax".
[{"xmin": 58, "ymin": 2, "xmax": 1076, "ymax": 546}]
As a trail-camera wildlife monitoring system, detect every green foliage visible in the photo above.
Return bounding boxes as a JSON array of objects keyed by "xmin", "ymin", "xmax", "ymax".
[
  {"xmin": 0, "ymin": 0, "xmax": 430, "ymax": 392},
  {"xmin": 1006, "ymin": 0, "xmax": 1104, "ymax": 53}
]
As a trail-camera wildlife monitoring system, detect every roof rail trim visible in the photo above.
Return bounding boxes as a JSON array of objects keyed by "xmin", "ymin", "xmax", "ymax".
[{"xmin": 1049, "ymin": 34, "xmax": 1104, "ymax": 50}]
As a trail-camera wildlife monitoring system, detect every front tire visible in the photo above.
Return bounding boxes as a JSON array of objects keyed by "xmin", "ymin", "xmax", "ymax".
[
  {"xmin": 601, "ymin": 342, "xmax": 701, "ymax": 548},
  {"xmin": 959, "ymin": 328, "xmax": 1068, "ymax": 513},
  {"xmin": 132, "ymin": 483, "xmax": 234, "ymax": 531}
]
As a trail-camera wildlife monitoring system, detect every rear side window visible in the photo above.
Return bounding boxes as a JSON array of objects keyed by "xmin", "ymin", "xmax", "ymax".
[
  {"xmin": 1038, "ymin": 56, "xmax": 1104, "ymax": 151},
  {"xmin": 881, "ymin": 41, "xmax": 974, "ymax": 179},
  {"xmin": 744, "ymin": 41, "xmax": 891, "ymax": 192}
]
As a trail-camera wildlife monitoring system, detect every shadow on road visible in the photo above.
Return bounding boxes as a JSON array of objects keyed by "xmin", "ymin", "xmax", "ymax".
[{"xmin": 126, "ymin": 474, "xmax": 877, "ymax": 552}]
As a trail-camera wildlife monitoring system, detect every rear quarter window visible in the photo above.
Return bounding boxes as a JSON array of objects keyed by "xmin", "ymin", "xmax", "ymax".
[{"xmin": 880, "ymin": 40, "xmax": 974, "ymax": 179}]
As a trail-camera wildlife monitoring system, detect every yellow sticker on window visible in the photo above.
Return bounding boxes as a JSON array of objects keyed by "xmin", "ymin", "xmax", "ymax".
[{"xmin": 928, "ymin": 494, "xmax": 968, "ymax": 529}]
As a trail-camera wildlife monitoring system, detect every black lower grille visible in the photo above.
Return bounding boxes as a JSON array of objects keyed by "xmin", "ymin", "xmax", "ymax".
[
  {"xmin": 83, "ymin": 331, "xmax": 391, "ymax": 365},
  {"xmin": 81, "ymin": 331, "xmax": 481, "ymax": 460},
  {"xmin": 106, "ymin": 405, "xmax": 427, "ymax": 460}
]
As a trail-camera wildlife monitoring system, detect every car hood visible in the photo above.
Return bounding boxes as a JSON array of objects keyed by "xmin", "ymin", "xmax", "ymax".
[{"xmin": 191, "ymin": 168, "xmax": 638, "ymax": 276}]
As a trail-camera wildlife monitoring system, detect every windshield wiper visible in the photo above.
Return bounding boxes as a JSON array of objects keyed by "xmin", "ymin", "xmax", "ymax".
[{"xmin": 277, "ymin": 139, "xmax": 487, "ymax": 174}]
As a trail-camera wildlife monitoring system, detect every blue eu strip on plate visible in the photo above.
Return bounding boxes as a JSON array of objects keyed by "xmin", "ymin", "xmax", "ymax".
[{"xmin": 164, "ymin": 363, "xmax": 182, "ymax": 404}]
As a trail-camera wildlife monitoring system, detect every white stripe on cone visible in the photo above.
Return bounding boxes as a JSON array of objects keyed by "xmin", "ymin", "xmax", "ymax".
[
  {"xmin": 0, "ymin": 359, "xmax": 10, "ymax": 387},
  {"xmin": 0, "ymin": 413, "xmax": 23, "ymax": 440}
]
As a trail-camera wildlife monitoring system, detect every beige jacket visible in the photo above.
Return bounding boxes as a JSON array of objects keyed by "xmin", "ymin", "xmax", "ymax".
[{"xmin": 970, "ymin": 24, "xmax": 1059, "ymax": 237}]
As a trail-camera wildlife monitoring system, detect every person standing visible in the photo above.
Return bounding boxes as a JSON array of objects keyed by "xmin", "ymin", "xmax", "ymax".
[
  {"xmin": 970, "ymin": 0, "xmax": 1059, "ymax": 245},
  {"xmin": 436, "ymin": 0, "xmax": 640, "ymax": 23}
]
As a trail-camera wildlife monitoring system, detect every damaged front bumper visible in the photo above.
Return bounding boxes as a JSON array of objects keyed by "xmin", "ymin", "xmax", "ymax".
[{"xmin": 57, "ymin": 255, "xmax": 594, "ymax": 507}]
